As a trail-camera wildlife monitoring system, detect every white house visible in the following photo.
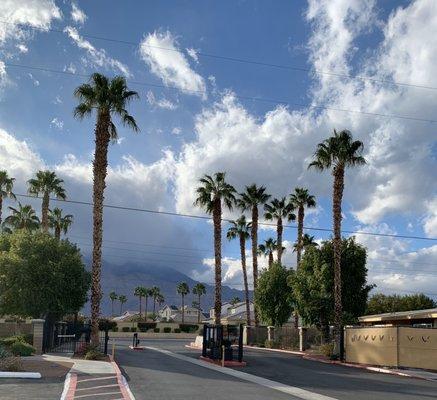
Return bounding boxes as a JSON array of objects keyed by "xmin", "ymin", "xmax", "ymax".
[
  {"xmin": 158, "ymin": 305, "xmax": 202, "ymax": 323},
  {"xmin": 208, "ymin": 301, "xmax": 255, "ymax": 324}
]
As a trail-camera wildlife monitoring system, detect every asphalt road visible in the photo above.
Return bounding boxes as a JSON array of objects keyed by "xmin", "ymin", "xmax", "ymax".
[
  {"xmin": 0, "ymin": 378, "xmax": 65, "ymax": 400},
  {"xmin": 114, "ymin": 339, "xmax": 437, "ymax": 400}
]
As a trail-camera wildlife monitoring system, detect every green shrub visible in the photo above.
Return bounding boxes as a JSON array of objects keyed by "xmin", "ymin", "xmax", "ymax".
[
  {"xmin": 11, "ymin": 341, "xmax": 35, "ymax": 357},
  {"xmin": 320, "ymin": 342, "xmax": 335, "ymax": 358},
  {"xmin": 179, "ymin": 324, "xmax": 199, "ymax": 333},
  {"xmin": 84, "ymin": 349, "xmax": 104, "ymax": 360},
  {"xmin": 122, "ymin": 327, "xmax": 130, "ymax": 332},
  {"xmin": 0, "ymin": 355, "xmax": 22, "ymax": 371},
  {"xmin": 0, "ymin": 344, "xmax": 12, "ymax": 359},
  {"xmin": 111, "ymin": 326, "xmax": 119, "ymax": 332},
  {"xmin": 99, "ymin": 318, "xmax": 117, "ymax": 331},
  {"xmin": 137, "ymin": 322, "xmax": 157, "ymax": 332},
  {"xmin": 265, "ymin": 339, "xmax": 281, "ymax": 349},
  {"xmin": 163, "ymin": 327, "xmax": 171, "ymax": 333},
  {"xmin": 0, "ymin": 335, "xmax": 31, "ymax": 347},
  {"xmin": 174, "ymin": 328, "xmax": 181, "ymax": 333},
  {"xmin": 75, "ymin": 343, "xmax": 99, "ymax": 356},
  {"xmin": 153, "ymin": 328, "xmax": 160, "ymax": 333},
  {"xmin": 131, "ymin": 327, "xmax": 137, "ymax": 332}
]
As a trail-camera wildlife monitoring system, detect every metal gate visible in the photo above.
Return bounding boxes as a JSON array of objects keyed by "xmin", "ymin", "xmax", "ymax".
[
  {"xmin": 43, "ymin": 321, "xmax": 91, "ymax": 353},
  {"xmin": 202, "ymin": 324, "xmax": 243, "ymax": 362}
]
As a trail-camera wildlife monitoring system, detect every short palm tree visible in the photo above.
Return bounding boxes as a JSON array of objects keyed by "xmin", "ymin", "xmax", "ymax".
[
  {"xmin": 28, "ymin": 170, "xmax": 66, "ymax": 233},
  {"xmin": 238, "ymin": 184, "xmax": 270, "ymax": 326},
  {"xmin": 227, "ymin": 215, "xmax": 252, "ymax": 326},
  {"xmin": 151, "ymin": 286, "xmax": 161, "ymax": 315},
  {"xmin": 290, "ymin": 188, "xmax": 316, "ymax": 266},
  {"xmin": 134, "ymin": 286, "xmax": 147, "ymax": 319},
  {"xmin": 258, "ymin": 238, "xmax": 278, "ymax": 268},
  {"xmin": 74, "ymin": 73, "xmax": 139, "ymax": 344},
  {"xmin": 230, "ymin": 297, "xmax": 241, "ymax": 306},
  {"xmin": 192, "ymin": 283, "xmax": 206, "ymax": 323},
  {"xmin": 118, "ymin": 294, "xmax": 127, "ymax": 315},
  {"xmin": 293, "ymin": 234, "xmax": 318, "ymax": 253},
  {"xmin": 309, "ymin": 129, "xmax": 366, "ymax": 358},
  {"xmin": 264, "ymin": 197, "xmax": 295, "ymax": 264},
  {"xmin": 109, "ymin": 291, "xmax": 118, "ymax": 316},
  {"xmin": 177, "ymin": 282, "xmax": 190, "ymax": 325},
  {"xmin": 5, "ymin": 203, "xmax": 40, "ymax": 231},
  {"xmin": 0, "ymin": 171, "xmax": 16, "ymax": 225},
  {"xmin": 194, "ymin": 172, "xmax": 236, "ymax": 325},
  {"xmin": 48, "ymin": 207, "xmax": 73, "ymax": 240}
]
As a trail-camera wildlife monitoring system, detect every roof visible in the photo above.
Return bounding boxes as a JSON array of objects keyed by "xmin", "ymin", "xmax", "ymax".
[{"xmin": 359, "ymin": 308, "xmax": 437, "ymax": 323}]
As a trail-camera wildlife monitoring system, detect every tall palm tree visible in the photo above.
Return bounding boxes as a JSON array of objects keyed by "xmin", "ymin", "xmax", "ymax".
[
  {"xmin": 0, "ymin": 171, "xmax": 16, "ymax": 225},
  {"xmin": 5, "ymin": 203, "xmax": 40, "ymax": 231},
  {"xmin": 74, "ymin": 73, "xmax": 139, "ymax": 344},
  {"xmin": 144, "ymin": 287, "xmax": 153, "ymax": 322},
  {"xmin": 290, "ymin": 188, "xmax": 316, "ymax": 266},
  {"xmin": 292, "ymin": 234, "xmax": 318, "ymax": 253},
  {"xmin": 28, "ymin": 170, "xmax": 66, "ymax": 233},
  {"xmin": 194, "ymin": 172, "xmax": 236, "ymax": 325},
  {"xmin": 48, "ymin": 207, "xmax": 73, "ymax": 240},
  {"xmin": 109, "ymin": 291, "xmax": 118, "ymax": 317},
  {"xmin": 177, "ymin": 282, "xmax": 190, "ymax": 325},
  {"xmin": 238, "ymin": 184, "xmax": 270, "ymax": 326},
  {"xmin": 258, "ymin": 238, "xmax": 278, "ymax": 268},
  {"xmin": 156, "ymin": 293, "xmax": 165, "ymax": 309},
  {"xmin": 226, "ymin": 215, "xmax": 252, "ymax": 326},
  {"xmin": 192, "ymin": 283, "xmax": 206, "ymax": 323},
  {"xmin": 264, "ymin": 197, "xmax": 295, "ymax": 264},
  {"xmin": 118, "ymin": 295, "xmax": 127, "ymax": 315},
  {"xmin": 309, "ymin": 129, "xmax": 366, "ymax": 358},
  {"xmin": 134, "ymin": 286, "xmax": 147, "ymax": 319},
  {"xmin": 151, "ymin": 286, "xmax": 161, "ymax": 315}
]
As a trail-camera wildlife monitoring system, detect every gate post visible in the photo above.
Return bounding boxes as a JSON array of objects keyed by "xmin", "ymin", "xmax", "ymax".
[
  {"xmin": 238, "ymin": 324, "xmax": 243, "ymax": 362},
  {"xmin": 202, "ymin": 324, "xmax": 207, "ymax": 357},
  {"xmin": 104, "ymin": 330, "xmax": 109, "ymax": 355},
  {"xmin": 32, "ymin": 319, "xmax": 45, "ymax": 355}
]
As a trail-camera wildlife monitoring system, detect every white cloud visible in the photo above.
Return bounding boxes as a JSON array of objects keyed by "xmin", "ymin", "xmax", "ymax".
[
  {"xmin": 27, "ymin": 72, "xmax": 39, "ymax": 86},
  {"xmin": 52, "ymin": 95, "xmax": 62, "ymax": 105},
  {"xmin": 423, "ymin": 198, "xmax": 437, "ymax": 237},
  {"xmin": 139, "ymin": 31, "xmax": 206, "ymax": 97},
  {"xmin": 171, "ymin": 127, "xmax": 182, "ymax": 135},
  {"xmin": 16, "ymin": 44, "xmax": 28, "ymax": 53},
  {"xmin": 71, "ymin": 2, "xmax": 87, "ymax": 25},
  {"xmin": 64, "ymin": 26, "xmax": 131, "ymax": 77},
  {"xmin": 63, "ymin": 63, "xmax": 77, "ymax": 74},
  {"xmin": 186, "ymin": 48, "xmax": 199, "ymax": 63},
  {"xmin": 146, "ymin": 90, "xmax": 178, "ymax": 110},
  {"xmin": 50, "ymin": 117, "xmax": 63, "ymax": 130}
]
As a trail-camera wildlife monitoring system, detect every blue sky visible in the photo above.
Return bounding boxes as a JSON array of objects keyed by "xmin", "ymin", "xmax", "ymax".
[{"xmin": 0, "ymin": 0, "xmax": 436, "ymax": 297}]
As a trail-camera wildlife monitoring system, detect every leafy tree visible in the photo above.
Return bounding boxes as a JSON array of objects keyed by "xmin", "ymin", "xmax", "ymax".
[
  {"xmin": 4, "ymin": 203, "xmax": 40, "ymax": 231},
  {"xmin": 366, "ymin": 293, "xmax": 436, "ymax": 315},
  {"xmin": 0, "ymin": 230, "xmax": 90, "ymax": 319},
  {"xmin": 48, "ymin": 208, "xmax": 73, "ymax": 240},
  {"xmin": 109, "ymin": 291, "xmax": 118, "ymax": 316},
  {"xmin": 255, "ymin": 262, "xmax": 294, "ymax": 327},
  {"xmin": 227, "ymin": 215, "xmax": 252, "ymax": 325},
  {"xmin": 74, "ymin": 73, "xmax": 139, "ymax": 344},
  {"xmin": 134, "ymin": 286, "xmax": 147, "ymax": 318},
  {"xmin": 309, "ymin": 129, "xmax": 366, "ymax": 356},
  {"xmin": 289, "ymin": 237, "xmax": 373, "ymax": 342},
  {"xmin": 238, "ymin": 184, "xmax": 270, "ymax": 326},
  {"xmin": 0, "ymin": 170, "xmax": 16, "ymax": 225},
  {"xmin": 192, "ymin": 283, "xmax": 206, "ymax": 323},
  {"xmin": 264, "ymin": 197, "xmax": 295, "ymax": 264},
  {"xmin": 290, "ymin": 188, "xmax": 316, "ymax": 266},
  {"xmin": 194, "ymin": 172, "xmax": 236, "ymax": 324},
  {"xmin": 177, "ymin": 282, "xmax": 190, "ymax": 324},
  {"xmin": 118, "ymin": 295, "xmax": 127, "ymax": 315},
  {"xmin": 28, "ymin": 170, "xmax": 66, "ymax": 233},
  {"xmin": 258, "ymin": 238, "xmax": 278, "ymax": 268}
]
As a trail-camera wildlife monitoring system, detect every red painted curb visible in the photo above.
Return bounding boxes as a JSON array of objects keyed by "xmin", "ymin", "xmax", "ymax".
[
  {"xmin": 65, "ymin": 373, "xmax": 77, "ymax": 400},
  {"xmin": 110, "ymin": 355, "xmax": 134, "ymax": 400}
]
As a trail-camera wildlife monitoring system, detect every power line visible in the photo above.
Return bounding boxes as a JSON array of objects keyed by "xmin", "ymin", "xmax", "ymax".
[
  {"xmin": 1, "ymin": 20, "xmax": 436, "ymax": 91},
  {"xmin": 15, "ymin": 193, "xmax": 437, "ymax": 242},
  {"xmin": 4, "ymin": 62, "xmax": 437, "ymax": 124}
]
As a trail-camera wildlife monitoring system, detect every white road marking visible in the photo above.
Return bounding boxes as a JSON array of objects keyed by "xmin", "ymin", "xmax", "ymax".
[
  {"xmin": 77, "ymin": 375, "xmax": 117, "ymax": 383},
  {"xmin": 75, "ymin": 383, "xmax": 120, "ymax": 391},
  {"xmin": 144, "ymin": 346, "xmax": 339, "ymax": 400},
  {"xmin": 73, "ymin": 391, "xmax": 122, "ymax": 399}
]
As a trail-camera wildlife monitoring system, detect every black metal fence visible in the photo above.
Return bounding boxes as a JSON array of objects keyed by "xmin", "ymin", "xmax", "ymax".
[{"xmin": 202, "ymin": 324, "xmax": 243, "ymax": 362}]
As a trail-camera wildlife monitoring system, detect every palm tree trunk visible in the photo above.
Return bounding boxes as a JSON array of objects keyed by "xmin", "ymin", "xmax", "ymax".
[
  {"xmin": 139, "ymin": 297, "xmax": 142, "ymax": 318},
  {"xmin": 240, "ymin": 235, "xmax": 251, "ymax": 326},
  {"xmin": 213, "ymin": 198, "xmax": 222, "ymax": 325},
  {"xmin": 252, "ymin": 205, "xmax": 259, "ymax": 326},
  {"xmin": 332, "ymin": 165, "xmax": 345, "ymax": 357},
  {"xmin": 145, "ymin": 296, "xmax": 148, "ymax": 322},
  {"xmin": 55, "ymin": 226, "xmax": 61, "ymax": 240},
  {"xmin": 153, "ymin": 298, "xmax": 156, "ymax": 314},
  {"xmin": 0, "ymin": 195, "xmax": 3, "ymax": 226},
  {"xmin": 277, "ymin": 217, "xmax": 283, "ymax": 264},
  {"xmin": 120, "ymin": 301, "xmax": 123, "ymax": 315},
  {"xmin": 41, "ymin": 192, "xmax": 50, "ymax": 232},
  {"xmin": 296, "ymin": 206, "xmax": 304, "ymax": 267},
  {"xmin": 90, "ymin": 111, "xmax": 111, "ymax": 346},
  {"xmin": 197, "ymin": 294, "xmax": 201, "ymax": 323},
  {"xmin": 268, "ymin": 252, "xmax": 273, "ymax": 268},
  {"xmin": 111, "ymin": 300, "xmax": 114, "ymax": 317},
  {"xmin": 181, "ymin": 295, "xmax": 185, "ymax": 324}
]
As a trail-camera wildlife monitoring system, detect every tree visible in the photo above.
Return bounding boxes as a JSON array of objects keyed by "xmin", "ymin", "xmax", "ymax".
[
  {"xmin": 309, "ymin": 129, "xmax": 366, "ymax": 357},
  {"xmin": 0, "ymin": 171, "xmax": 16, "ymax": 225},
  {"xmin": 177, "ymin": 282, "xmax": 190, "ymax": 324},
  {"xmin": 48, "ymin": 208, "xmax": 73, "ymax": 240},
  {"xmin": 134, "ymin": 286, "xmax": 147, "ymax": 318},
  {"xmin": 109, "ymin": 291, "xmax": 118, "ymax": 316},
  {"xmin": 289, "ymin": 237, "xmax": 373, "ymax": 342},
  {"xmin": 118, "ymin": 295, "xmax": 127, "ymax": 315},
  {"xmin": 28, "ymin": 170, "xmax": 66, "ymax": 233},
  {"xmin": 192, "ymin": 283, "xmax": 206, "ymax": 323},
  {"xmin": 264, "ymin": 197, "xmax": 295, "ymax": 264},
  {"xmin": 74, "ymin": 73, "xmax": 139, "ymax": 344},
  {"xmin": 238, "ymin": 184, "xmax": 270, "ymax": 326},
  {"xmin": 255, "ymin": 262, "xmax": 294, "ymax": 327},
  {"xmin": 366, "ymin": 293, "xmax": 436, "ymax": 315},
  {"xmin": 258, "ymin": 238, "xmax": 278, "ymax": 268},
  {"xmin": 4, "ymin": 203, "xmax": 40, "ymax": 231},
  {"xmin": 194, "ymin": 172, "xmax": 236, "ymax": 325},
  {"xmin": 144, "ymin": 287, "xmax": 153, "ymax": 322},
  {"xmin": 290, "ymin": 188, "xmax": 316, "ymax": 266},
  {"xmin": 226, "ymin": 215, "xmax": 252, "ymax": 325},
  {"xmin": 156, "ymin": 293, "xmax": 165, "ymax": 308},
  {"xmin": 293, "ymin": 234, "xmax": 318, "ymax": 253},
  {"xmin": 0, "ymin": 230, "xmax": 90, "ymax": 319},
  {"xmin": 230, "ymin": 297, "xmax": 241, "ymax": 306},
  {"xmin": 150, "ymin": 286, "xmax": 161, "ymax": 314}
]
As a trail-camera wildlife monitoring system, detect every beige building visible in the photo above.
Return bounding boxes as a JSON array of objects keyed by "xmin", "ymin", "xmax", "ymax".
[{"xmin": 358, "ymin": 308, "xmax": 437, "ymax": 328}]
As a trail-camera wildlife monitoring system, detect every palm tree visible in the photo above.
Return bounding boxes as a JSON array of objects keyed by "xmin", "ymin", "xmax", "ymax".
[
  {"xmin": 134, "ymin": 286, "xmax": 146, "ymax": 319},
  {"xmin": 192, "ymin": 283, "xmax": 206, "ymax": 323},
  {"xmin": 230, "ymin": 297, "xmax": 241, "ymax": 306},
  {"xmin": 5, "ymin": 203, "xmax": 40, "ymax": 231},
  {"xmin": 109, "ymin": 291, "xmax": 118, "ymax": 316},
  {"xmin": 0, "ymin": 171, "xmax": 16, "ymax": 225},
  {"xmin": 293, "ymin": 234, "xmax": 318, "ymax": 253},
  {"xmin": 118, "ymin": 295, "xmax": 127, "ymax": 315},
  {"xmin": 194, "ymin": 172, "xmax": 236, "ymax": 325},
  {"xmin": 177, "ymin": 282, "xmax": 190, "ymax": 325},
  {"xmin": 264, "ymin": 197, "xmax": 295, "ymax": 264},
  {"xmin": 309, "ymin": 129, "xmax": 366, "ymax": 358},
  {"xmin": 290, "ymin": 188, "xmax": 316, "ymax": 266},
  {"xmin": 156, "ymin": 293, "xmax": 165, "ymax": 309},
  {"xmin": 144, "ymin": 287, "xmax": 153, "ymax": 322},
  {"xmin": 28, "ymin": 170, "xmax": 66, "ymax": 233},
  {"xmin": 238, "ymin": 184, "xmax": 270, "ymax": 326},
  {"xmin": 226, "ymin": 215, "xmax": 252, "ymax": 326},
  {"xmin": 48, "ymin": 207, "xmax": 73, "ymax": 240},
  {"xmin": 74, "ymin": 73, "xmax": 139, "ymax": 344},
  {"xmin": 151, "ymin": 286, "xmax": 161, "ymax": 315},
  {"xmin": 258, "ymin": 238, "xmax": 278, "ymax": 268}
]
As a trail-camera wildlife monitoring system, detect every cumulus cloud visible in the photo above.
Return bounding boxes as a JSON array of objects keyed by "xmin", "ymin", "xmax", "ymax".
[
  {"xmin": 71, "ymin": 2, "xmax": 87, "ymax": 25},
  {"xmin": 139, "ymin": 31, "xmax": 206, "ymax": 97},
  {"xmin": 146, "ymin": 90, "xmax": 178, "ymax": 110},
  {"xmin": 16, "ymin": 43, "xmax": 28, "ymax": 53},
  {"xmin": 50, "ymin": 117, "xmax": 63, "ymax": 130}
]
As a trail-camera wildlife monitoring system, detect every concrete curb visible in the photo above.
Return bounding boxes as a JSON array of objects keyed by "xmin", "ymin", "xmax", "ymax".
[
  {"xmin": 0, "ymin": 371, "xmax": 41, "ymax": 379},
  {"xmin": 110, "ymin": 354, "xmax": 136, "ymax": 400}
]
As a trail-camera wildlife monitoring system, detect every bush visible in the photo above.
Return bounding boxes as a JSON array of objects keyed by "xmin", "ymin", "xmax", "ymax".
[
  {"xmin": 84, "ymin": 349, "xmax": 104, "ymax": 360},
  {"xmin": 99, "ymin": 319, "xmax": 117, "ymax": 331},
  {"xmin": 75, "ymin": 343, "xmax": 99, "ymax": 356},
  {"xmin": 131, "ymin": 327, "xmax": 137, "ymax": 332},
  {"xmin": 122, "ymin": 327, "xmax": 130, "ymax": 332},
  {"xmin": 179, "ymin": 324, "xmax": 199, "ymax": 333},
  {"xmin": 0, "ymin": 335, "xmax": 31, "ymax": 347},
  {"xmin": 163, "ymin": 327, "xmax": 171, "ymax": 333},
  {"xmin": 265, "ymin": 339, "xmax": 281, "ymax": 349},
  {"xmin": 11, "ymin": 341, "xmax": 35, "ymax": 357},
  {"xmin": 137, "ymin": 322, "xmax": 157, "ymax": 332},
  {"xmin": 153, "ymin": 328, "xmax": 160, "ymax": 333},
  {"xmin": 320, "ymin": 342, "xmax": 335, "ymax": 358},
  {"xmin": 0, "ymin": 344, "xmax": 12, "ymax": 359},
  {"xmin": 111, "ymin": 326, "xmax": 119, "ymax": 332},
  {"xmin": 0, "ymin": 355, "xmax": 22, "ymax": 371},
  {"xmin": 174, "ymin": 328, "xmax": 181, "ymax": 333}
]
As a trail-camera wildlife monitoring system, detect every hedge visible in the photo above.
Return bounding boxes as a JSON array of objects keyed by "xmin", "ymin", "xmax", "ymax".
[
  {"xmin": 99, "ymin": 318, "xmax": 117, "ymax": 331},
  {"xmin": 11, "ymin": 341, "xmax": 35, "ymax": 357},
  {"xmin": 179, "ymin": 324, "xmax": 199, "ymax": 333},
  {"xmin": 122, "ymin": 327, "xmax": 130, "ymax": 332},
  {"xmin": 137, "ymin": 322, "xmax": 157, "ymax": 332},
  {"xmin": 163, "ymin": 327, "xmax": 171, "ymax": 333}
]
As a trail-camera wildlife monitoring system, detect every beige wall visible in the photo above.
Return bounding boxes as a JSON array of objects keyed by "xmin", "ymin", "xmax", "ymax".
[
  {"xmin": 0, "ymin": 320, "xmax": 33, "ymax": 337},
  {"xmin": 398, "ymin": 327, "xmax": 437, "ymax": 370}
]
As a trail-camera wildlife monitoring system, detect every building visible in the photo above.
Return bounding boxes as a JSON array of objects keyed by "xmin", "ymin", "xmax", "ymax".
[
  {"xmin": 112, "ymin": 311, "xmax": 139, "ymax": 322},
  {"xmin": 208, "ymin": 301, "xmax": 255, "ymax": 325},
  {"xmin": 158, "ymin": 305, "xmax": 202, "ymax": 323},
  {"xmin": 358, "ymin": 307, "xmax": 437, "ymax": 328}
]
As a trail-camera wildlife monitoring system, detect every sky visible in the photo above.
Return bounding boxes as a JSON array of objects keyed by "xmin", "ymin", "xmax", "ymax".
[{"xmin": 0, "ymin": 0, "xmax": 436, "ymax": 299}]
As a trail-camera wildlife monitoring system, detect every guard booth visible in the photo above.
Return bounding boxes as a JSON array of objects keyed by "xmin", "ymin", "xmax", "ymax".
[{"xmin": 202, "ymin": 324, "xmax": 243, "ymax": 362}]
